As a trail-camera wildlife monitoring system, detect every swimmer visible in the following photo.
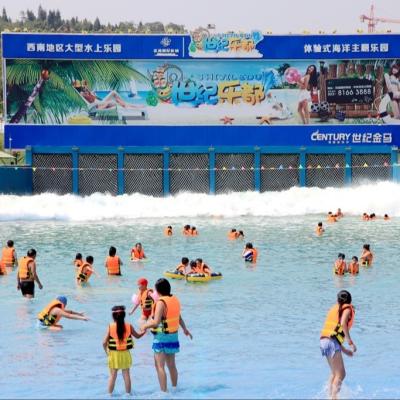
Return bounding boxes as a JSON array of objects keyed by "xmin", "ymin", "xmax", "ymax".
[
  {"xmin": 105, "ymin": 246, "xmax": 123, "ymax": 276},
  {"xmin": 316, "ymin": 222, "xmax": 325, "ymax": 236},
  {"xmin": 73, "ymin": 252, "xmax": 83, "ymax": 268},
  {"xmin": 190, "ymin": 226, "xmax": 198, "ymax": 236},
  {"xmin": 194, "ymin": 258, "xmax": 212, "ymax": 276},
  {"xmin": 362, "ymin": 213, "xmax": 370, "ymax": 221},
  {"xmin": 320, "ymin": 290, "xmax": 356, "ymax": 400},
  {"xmin": 336, "ymin": 208, "xmax": 344, "ymax": 218},
  {"xmin": 129, "ymin": 278, "xmax": 157, "ymax": 321},
  {"xmin": 37, "ymin": 296, "xmax": 88, "ymax": 330},
  {"xmin": 17, "ymin": 248, "xmax": 43, "ymax": 298},
  {"xmin": 131, "ymin": 243, "xmax": 146, "ymax": 261},
  {"xmin": 0, "ymin": 240, "xmax": 18, "ymax": 274},
  {"xmin": 333, "ymin": 253, "xmax": 346, "ymax": 275},
  {"xmin": 228, "ymin": 229, "xmax": 238, "ymax": 240},
  {"xmin": 237, "ymin": 230, "xmax": 245, "ymax": 238},
  {"xmin": 164, "ymin": 226, "xmax": 173, "ymax": 236},
  {"xmin": 360, "ymin": 244, "xmax": 373, "ymax": 266},
  {"xmin": 140, "ymin": 278, "xmax": 192, "ymax": 393},
  {"xmin": 327, "ymin": 212, "xmax": 337, "ymax": 223},
  {"xmin": 182, "ymin": 225, "xmax": 191, "ymax": 236},
  {"xmin": 369, "ymin": 213, "xmax": 376, "ymax": 220},
  {"xmin": 175, "ymin": 257, "xmax": 190, "ymax": 275},
  {"xmin": 76, "ymin": 255, "xmax": 97, "ymax": 284},
  {"xmin": 103, "ymin": 305, "xmax": 144, "ymax": 395},
  {"xmin": 242, "ymin": 243, "xmax": 258, "ymax": 263},
  {"xmin": 188, "ymin": 260, "xmax": 197, "ymax": 273},
  {"xmin": 347, "ymin": 256, "xmax": 359, "ymax": 275},
  {"xmin": 384, "ymin": 214, "xmax": 390, "ymax": 220}
]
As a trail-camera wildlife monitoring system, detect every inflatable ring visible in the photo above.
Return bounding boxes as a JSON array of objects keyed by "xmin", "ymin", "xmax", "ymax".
[
  {"xmin": 210, "ymin": 272, "xmax": 223, "ymax": 280},
  {"xmin": 186, "ymin": 273, "xmax": 211, "ymax": 283},
  {"xmin": 164, "ymin": 270, "xmax": 185, "ymax": 280}
]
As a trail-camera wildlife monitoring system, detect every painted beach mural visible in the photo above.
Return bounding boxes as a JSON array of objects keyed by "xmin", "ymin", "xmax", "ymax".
[{"xmin": 5, "ymin": 58, "xmax": 400, "ymax": 126}]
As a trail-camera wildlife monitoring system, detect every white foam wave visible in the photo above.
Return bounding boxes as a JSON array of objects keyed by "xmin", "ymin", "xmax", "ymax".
[{"xmin": 0, "ymin": 182, "xmax": 399, "ymax": 221}]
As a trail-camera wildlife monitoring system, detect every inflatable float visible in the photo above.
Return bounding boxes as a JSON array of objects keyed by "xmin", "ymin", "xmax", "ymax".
[
  {"xmin": 186, "ymin": 272, "xmax": 223, "ymax": 283},
  {"xmin": 164, "ymin": 270, "xmax": 185, "ymax": 280}
]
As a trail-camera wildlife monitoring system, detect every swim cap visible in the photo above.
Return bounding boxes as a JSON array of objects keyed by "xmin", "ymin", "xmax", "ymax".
[
  {"xmin": 57, "ymin": 296, "xmax": 67, "ymax": 306},
  {"xmin": 337, "ymin": 290, "xmax": 352, "ymax": 305},
  {"xmin": 137, "ymin": 278, "xmax": 148, "ymax": 286}
]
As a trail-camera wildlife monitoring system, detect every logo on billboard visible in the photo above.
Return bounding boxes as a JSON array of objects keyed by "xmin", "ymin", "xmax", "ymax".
[
  {"xmin": 153, "ymin": 37, "xmax": 179, "ymax": 57},
  {"xmin": 189, "ymin": 29, "xmax": 263, "ymax": 58},
  {"xmin": 311, "ymin": 129, "xmax": 392, "ymax": 144}
]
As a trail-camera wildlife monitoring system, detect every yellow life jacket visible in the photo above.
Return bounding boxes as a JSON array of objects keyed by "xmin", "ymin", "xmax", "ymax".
[
  {"xmin": 108, "ymin": 322, "xmax": 134, "ymax": 351},
  {"xmin": 76, "ymin": 262, "xmax": 92, "ymax": 283},
  {"xmin": 320, "ymin": 304, "xmax": 355, "ymax": 344},
  {"xmin": 37, "ymin": 300, "xmax": 65, "ymax": 326},
  {"xmin": 151, "ymin": 295, "xmax": 181, "ymax": 334},
  {"xmin": 18, "ymin": 257, "xmax": 34, "ymax": 280}
]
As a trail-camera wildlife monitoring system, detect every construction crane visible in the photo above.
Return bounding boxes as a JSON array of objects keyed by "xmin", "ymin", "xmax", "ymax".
[{"xmin": 360, "ymin": 4, "xmax": 400, "ymax": 33}]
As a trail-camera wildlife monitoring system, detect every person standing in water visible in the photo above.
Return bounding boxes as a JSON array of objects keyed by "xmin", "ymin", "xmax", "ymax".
[
  {"xmin": 17, "ymin": 249, "xmax": 43, "ymax": 298},
  {"xmin": 320, "ymin": 290, "xmax": 356, "ymax": 400},
  {"xmin": 103, "ymin": 305, "xmax": 144, "ymax": 395},
  {"xmin": 141, "ymin": 278, "xmax": 192, "ymax": 393}
]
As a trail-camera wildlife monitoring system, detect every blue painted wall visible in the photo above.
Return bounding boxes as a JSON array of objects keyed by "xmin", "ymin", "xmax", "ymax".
[{"xmin": 0, "ymin": 167, "xmax": 33, "ymax": 194}]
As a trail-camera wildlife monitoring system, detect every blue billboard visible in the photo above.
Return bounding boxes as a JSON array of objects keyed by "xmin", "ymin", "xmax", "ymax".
[{"xmin": 2, "ymin": 32, "xmax": 400, "ymax": 147}]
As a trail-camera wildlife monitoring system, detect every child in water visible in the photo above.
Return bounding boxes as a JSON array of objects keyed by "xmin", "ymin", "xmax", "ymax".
[
  {"xmin": 347, "ymin": 256, "xmax": 359, "ymax": 275},
  {"xmin": 360, "ymin": 244, "xmax": 373, "ymax": 266},
  {"xmin": 334, "ymin": 253, "xmax": 346, "ymax": 275},
  {"xmin": 103, "ymin": 305, "xmax": 145, "ymax": 395},
  {"xmin": 73, "ymin": 253, "xmax": 83, "ymax": 268},
  {"xmin": 316, "ymin": 222, "xmax": 325, "ymax": 236}
]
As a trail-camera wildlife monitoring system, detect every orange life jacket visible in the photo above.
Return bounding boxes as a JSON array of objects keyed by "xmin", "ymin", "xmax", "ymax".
[
  {"xmin": 74, "ymin": 259, "xmax": 83, "ymax": 268},
  {"xmin": 348, "ymin": 262, "xmax": 359, "ymax": 275},
  {"xmin": 190, "ymin": 230, "xmax": 198, "ymax": 236},
  {"xmin": 76, "ymin": 262, "xmax": 92, "ymax": 283},
  {"xmin": 334, "ymin": 260, "xmax": 346, "ymax": 275},
  {"xmin": 249, "ymin": 248, "xmax": 258, "ymax": 263},
  {"xmin": 151, "ymin": 295, "xmax": 181, "ymax": 334},
  {"xmin": 164, "ymin": 227, "xmax": 173, "ymax": 236},
  {"xmin": 140, "ymin": 289, "xmax": 154, "ymax": 316},
  {"xmin": 131, "ymin": 248, "xmax": 144, "ymax": 259},
  {"xmin": 108, "ymin": 322, "xmax": 134, "ymax": 351},
  {"xmin": 37, "ymin": 299, "xmax": 65, "ymax": 326},
  {"xmin": 228, "ymin": 232, "xmax": 237, "ymax": 240},
  {"xmin": 1, "ymin": 247, "xmax": 16, "ymax": 267},
  {"xmin": 106, "ymin": 256, "xmax": 121, "ymax": 275},
  {"xmin": 195, "ymin": 262, "xmax": 211, "ymax": 275},
  {"xmin": 18, "ymin": 257, "xmax": 34, "ymax": 280},
  {"xmin": 176, "ymin": 263, "xmax": 186, "ymax": 273},
  {"xmin": 361, "ymin": 251, "xmax": 373, "ymax": 266},
  {"xmin": 320, "ymin": 304, "xmax": 355, "ymax": 344}
]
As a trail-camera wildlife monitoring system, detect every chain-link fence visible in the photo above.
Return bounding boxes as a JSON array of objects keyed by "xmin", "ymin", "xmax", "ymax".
[
  {"xmin": 215, "ymin": 154, "xmax": 254, "ymax": 193},
  {"xmin": 306, "ymin": 154, "xmax": 345, "ymax": 188},
  {"xmin": 352, "ymin": 154, "xmax": 391, "ymax": 184},
  {"xmin": 124, "ymin": 154, "xmax": 163, "ymax": 196},
  {"xmin": 261, "ymin": 154, "xmax": 299, "ymax": 191},
  {"xmin": 78, "ymin": 154, "xmax": 118, "ymax": 195},
  {"xmin": 169, "ymin": 154, "xmax": 209, "ymax": 194},
  {"xmin": 32, "ymin": 154, "xmax": 73, "ymax": 194}
]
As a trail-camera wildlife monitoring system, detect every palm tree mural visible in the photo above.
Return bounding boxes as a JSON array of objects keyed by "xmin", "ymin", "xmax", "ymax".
[{"xmin": 6, "ymin": 59, "xmax": 149, "ymax": 124}]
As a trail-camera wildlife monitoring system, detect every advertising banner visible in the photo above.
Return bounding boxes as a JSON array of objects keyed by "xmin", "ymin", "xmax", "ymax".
[{"xmin": 5, "ymin": 58, "xmax": 400, "ymax": 127}]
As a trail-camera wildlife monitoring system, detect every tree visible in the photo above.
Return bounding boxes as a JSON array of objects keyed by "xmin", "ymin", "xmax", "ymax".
[
  {"xmin": 26, "ymin": 10, "xmax": 36, "ymax": 22},
  {"xmin": 1, "ymin": 7, "xmax": 9, "ymax": 22},
  {"xmin": 37, "ymin": 5, "xmax": 46, "ymax": 21},
  {"xmin": 93, "ymin": 17, "xmax": 101, "ymax": 31}
]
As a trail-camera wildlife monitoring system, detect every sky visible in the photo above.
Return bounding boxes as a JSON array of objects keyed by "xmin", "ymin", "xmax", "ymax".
[{"xmin": 1, "ymin": 0, "xmax": 400, "ymax": 34}]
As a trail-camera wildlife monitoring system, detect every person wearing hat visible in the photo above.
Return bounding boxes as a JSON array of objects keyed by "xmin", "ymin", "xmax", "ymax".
[
  {"xmin": 129, "ymin": 278, "xmax": 158, "ymax": 321},
  {"xmin": 37, "ymin": 296, "xmax": 88, "ymax": 330},
  {"xmin": 320, "ymin": 290, "xmax": 357, "ymax": 399}
]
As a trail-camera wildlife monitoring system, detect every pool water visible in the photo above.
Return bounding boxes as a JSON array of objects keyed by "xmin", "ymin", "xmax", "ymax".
[{"xmin": 1, "ymin": 187, "xmax": 400, "ymax": 398}]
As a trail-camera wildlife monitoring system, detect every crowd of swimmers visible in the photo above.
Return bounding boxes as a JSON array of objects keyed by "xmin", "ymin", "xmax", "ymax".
[{"xmin": 1, "ymin": 212, "xmax": 389, "ymax": 399}]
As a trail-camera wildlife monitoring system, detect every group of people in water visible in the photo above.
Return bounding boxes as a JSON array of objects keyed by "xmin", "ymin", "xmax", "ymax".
[{"xmin": 0, "ymin": 214, "xmax": 383, "ymax": 399}]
